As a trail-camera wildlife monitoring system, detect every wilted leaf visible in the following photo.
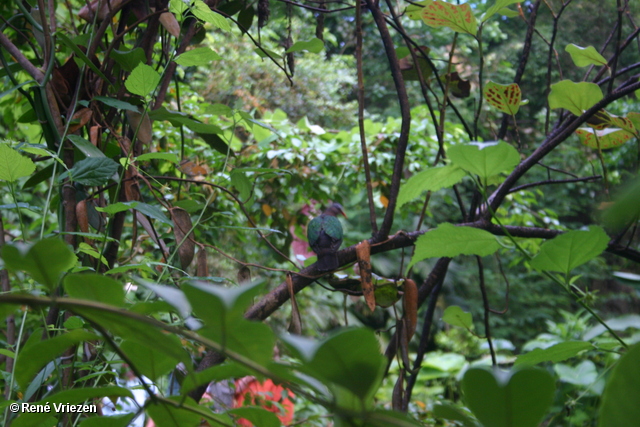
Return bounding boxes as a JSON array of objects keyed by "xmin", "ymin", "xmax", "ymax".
[
  {"xmin": 171, "ymin": 207, "xmax": 195, "ymax": 270},
  {"xmin": 357, "ymin": 240, "xmax": 375, "ymax": 311}
]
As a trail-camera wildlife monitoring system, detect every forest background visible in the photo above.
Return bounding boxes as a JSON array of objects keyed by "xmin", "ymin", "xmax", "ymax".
[{"xmin": 1, "ymin": 0, "xmax": 640, "ymax": 425}]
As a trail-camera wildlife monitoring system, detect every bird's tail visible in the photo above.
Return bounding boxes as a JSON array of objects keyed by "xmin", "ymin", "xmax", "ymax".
[{"xmin": 316, "ymin": 253, "xmax": 339, "ymax": 272}]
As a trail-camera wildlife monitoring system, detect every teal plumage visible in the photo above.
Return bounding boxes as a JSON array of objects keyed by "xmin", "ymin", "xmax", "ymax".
[{"xmin": 307, "ymin": 203, "xmax": 346, "ymax": 271}]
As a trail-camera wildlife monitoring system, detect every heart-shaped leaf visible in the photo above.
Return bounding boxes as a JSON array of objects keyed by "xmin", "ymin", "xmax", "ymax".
[
  {"xmin": 548, "ymin": 80, "xmax": 603, "ymax": 116},
  {"xmin": 484, "ymin": 81, "xmax": 522, "ymax": 115},
  {"xmin": 421, "ymin": 0, "xmax": 477, "ymax": 36},
  {"xmin": 565, "ymin": 44, "xmax": 607, "ymax": 67},
  {"xmin": 576, "ymin": 127, "xmax": 635, "ymax": 149},
  {"xmin": 462, "ymin": 366, "xmax": 555, "ymax": 427}
]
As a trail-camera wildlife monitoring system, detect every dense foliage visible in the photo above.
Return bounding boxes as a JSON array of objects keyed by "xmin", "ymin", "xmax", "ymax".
[{"xmin": 1, "ymin": 0, "xmax": 640, "ymax": 425}]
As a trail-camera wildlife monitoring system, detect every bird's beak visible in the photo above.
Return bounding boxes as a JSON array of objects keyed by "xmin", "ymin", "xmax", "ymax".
[{"xmin": 339, "ymin": 209, "xmax": 347, "ymax": 218}]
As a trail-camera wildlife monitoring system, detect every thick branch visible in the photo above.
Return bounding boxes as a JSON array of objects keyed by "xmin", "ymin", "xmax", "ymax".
[{"xmin": 365, "ymin": 0, "xmax": 411, "ymax": 241}]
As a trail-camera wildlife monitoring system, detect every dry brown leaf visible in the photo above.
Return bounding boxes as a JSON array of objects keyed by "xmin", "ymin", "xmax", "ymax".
[
  {"xmin": 126, "ymin": 109, "xmax": 152, "ymax": 145},
  {"xmin": 171, "ymin": 207, "xmax": 195, "ymax": 270},
  {"xmin": 76, "ymin": 200, "xmax": 91, "ymax": 244},
  {"xmin": 356, "ymin": 240, "xmax": 375, "ymax": 311},
  {"xmin": 392, "ymin": 368, "xmax": 405, "ymax": 411},
  {"xmin": 159, "ymin": 12, "xmax": 181, "ymax": 38},
  {"xmin": 89, "ymin": 126, "xmax": 100, "ymax": 146},
  {"xmin": 196, "ymin": 248, "xmax": 208, "ymax": 277},
  {"xmin": 403, "ymin": 279, "xmax": 418, "ymax": 341},
  {"xmin": 68, "ymin": 108, "xmax": 93, "ymax": 133}
]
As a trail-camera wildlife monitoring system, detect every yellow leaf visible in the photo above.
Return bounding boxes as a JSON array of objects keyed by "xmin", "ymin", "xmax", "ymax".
[
  {"xmin": 262, "ymin": 204, "xmax": 273, "ymax": 216},
  {"xmin": 380, "ymin": 195, "xmax": 389, "ymax": 208}
]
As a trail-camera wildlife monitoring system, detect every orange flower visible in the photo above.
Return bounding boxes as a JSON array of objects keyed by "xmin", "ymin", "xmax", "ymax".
[{"xmin": 233, "ymin": 377, "xmax": 295, "ymax": 426}]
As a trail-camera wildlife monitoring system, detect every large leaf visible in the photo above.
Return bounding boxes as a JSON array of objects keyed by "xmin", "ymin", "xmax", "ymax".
[
  {"xmin": 515, "ymin": 341, "xmax": 593, "ymax": 366},
  {"xmin": 175, "ymin": 47, "xmax": 222, "ymax": 66},
  {"xmin": 121, "ymin": 339, "xmax": 182, "ymax": 381},
  {"xmin": 192, "ymin": 0, "xmax": 231, "ymax": 31},
  {"xmin": 0, "ymin": 143, "xmax": 35, "ymax": 182},
  {"xmin": 1, "ymin": 238, "xmax": 76, "ymax": 291},
  {"xmin": 448, "ymin": 141, "xmax": 520, "ymax": 179},
  {"xmin": 305, "ymin": 328, "xmax": 386, "ymax": 404},
  {"xmin": 146, "ymin": 397, "xmax": 214, "ymax": 427},
  {"xmin": 565, "ymin": 44, "xmax": 607, "ymax": 67},
  {"xmin": 554, "ymin": 360, "xmax": 598, "ymax": 387},
  {"xmin": 421, "ymin": 0, "xmax": 477, "ymax": 36},
  {"xmin": 227, "ymin": 407, "xmax": 281, "ymax": 427},
  {"xmin": 442, "ymin": 306, "xmax": 474, "ymax": 330},
  {"xmin": 599, "ymin": 342, "xmax": 640, "ymax": 427},
  {"xmin": 548, "ymin": 80, "xmax": 603, "ymax": 116},
  {"xmin": 483, "ymin": 81, "xmax": 522, "ymax": 115},
  {"xmin": 15, "ymin": 329, "xmax": 101, "ymax": 390},
  {"xmin": 61, "ymin": 157, "xmax": 119, "ymax": 186},
  {"xmin": 461, "ymin": 367, "xmax": 555, "ymax": 427},
  {"xmin": 286, "ymin": 38, "xmax": 324, "ymax": 54},
  {"xmin": 408, "ymin": 223, "xmax": 500, "ymax": 270},
  {"xmin": 125, "ymin": 63, "xmax": 161, "ymax": 97},
  {"xmin": 97, "ymin": 201, "xmax": 173, "ymax": 227},
  {"xmin": 67, "ymin": 135, "xmax": 105, "ymax": 158},
  {"xmin": 530, "ymin": 226, "xmax": 610, "ymax": 275},
  {"xmin": 397, "ymin": 165, "xmax": 465, "ymax": 208},
  {"xmin": 602, "ymin": 178, "xmax": 640, "ymax": 231},
  {"xmin": 64, "ymin": 274, "xmax": 125, "ymax": 307}
]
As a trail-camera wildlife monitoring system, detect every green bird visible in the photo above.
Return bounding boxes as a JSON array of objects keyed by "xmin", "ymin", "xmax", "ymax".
[{"xmin": 307, "ymin": 203, "xmax": 347, "ymax": 271}]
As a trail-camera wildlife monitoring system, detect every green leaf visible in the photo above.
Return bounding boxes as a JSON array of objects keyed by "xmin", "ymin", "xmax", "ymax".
[
  {"xmin": 306, "ymin": 328, "xmax": 386, "ymax": 403},
  {"xmin": 483, "ymin": 81, "xmax": 522, "ymax": 115},
  {"xmin": 96, "ymin": 201, "xmax": 173, "ymax": 227},
  {"xmin": 109, "ymin": 48, "xmax": 146, "ymax": 72},
  {"xmin": 136, "ymin": 152, "xmax": 180, "ymax": 164},
  {"xmin": 554, "ymin": 360, "xmax": 598, "ymax": 386},
  {"xmin": 482, "ymin": 0, "xmax": 521, "ymax": 22},
  {"xmin": 12, "ymin": 387, "xmax": 133, "ymax": 427},
  {"xmin": 0, "ymin": 143, "xmax": 36, "ymax": 182},
  {"xmin": 121, "ymin": 339, "xmax": 181, "ymax": 381},
  {"xmin": 61, "ymin": 157, "xmax": 119, "ymax": 186},
  {"xmin": 135, "ymin": 279, "xmax": 191, "ymax": 318},
  {"xmin": 181, "ymin": 362, "xmax": 250, "ymax": 395},
  {"xmin": 421, "ymin": 0, "xmax": 477, "ymax": 36},
  {"xmin": 515, "ymin": 341, "xmax": 593, "ymax": 366},
  {"xmin": 565, "ymin": 44, "xmax": 608, "ymax": 67},
  {"xmin": 285, "ymin": 38, "xmax": 324, "ymax": 54},
  {"xmin": 548, "ymin": 80, "xmax": 603, "ymax": 116},
  {"xmin": 64, "ymin": 273, "xmax": 126, "ymax": 307},
  {"xmin": 442, "ymin": 306, "xmax": 474, "ymax": 330},
  {"xmin": 227, "ymin": 407, "xmax": 281, "ymax": 427},
  {"xmin": 93, "ymin": 96, "xmax": 140, "ymax": 113},
  {"xmin": 125, "ymin": 63, "xmax": 161, "ymax": 97},
  {"xmin": 602, "ymin": 178, "xmax": 640, "ymax": 231},
  {"xmin": 599, "ymin": 342, "xmax": 640, "ymax": 427},
  {"xmin": 175, "ymin": 47, "xmax": 222, "ymax": 66},
  {"xmin": 397, "ymin": 165, "xmax": 465, "ymax": 208},
  {"xmin": 15, "ymin": 329, "xmax": 101, "ymax": 390},
  {"xmin": 231, "ymin": 169, "xmax": 252, "ymax": 200},
  {"xmin": 67, "ymin": 135, "xmax": 105, "ymax": 158},
  {"xmin": 192, "ymin": 0, "xmax": 231, "ymax": 31},
  {"xmin": 530, "ymin": 226, "xmax": 610, "ymax": 275},
  {"xmin": 408, "ymin": 223, "xmax": 500, "ymax": 270},
  {"xmin": 575, "ymin": 127, "xmax": 634, "ymax": 149},
  {"xmin": 23, "ymin": 163, "xmax": 54, "ymax": 188},
  {"xmin": 448, "ymin": 141, "xmax": 520, "ymax": 179},
  {"xmin": 1, "ymin": 238, "xmax": 76, "ymax": 291},
  {"xmin": 72, "ymin": 307, "xmax": 191, "ymax": 366},
  {"xmin": 461, "ymin": 367, "xmax": 555, "ymax": 427}
]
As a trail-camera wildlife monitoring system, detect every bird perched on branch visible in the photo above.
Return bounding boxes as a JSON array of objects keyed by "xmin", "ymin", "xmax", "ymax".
[{"xmin": 307, "ymin": 203, "xmax": 347, "ymax": 272}]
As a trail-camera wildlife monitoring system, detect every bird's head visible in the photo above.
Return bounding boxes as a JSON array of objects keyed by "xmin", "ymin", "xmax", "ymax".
[{"xmin": 325, "ymin": 202, "xmax": 347, "ymax": 218}]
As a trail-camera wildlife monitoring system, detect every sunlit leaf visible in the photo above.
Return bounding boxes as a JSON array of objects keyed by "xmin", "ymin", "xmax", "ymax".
[
  {"xmin": 448, "ymin": 141, "xmax": 520, "ymax": 179},
  {"xmin": 483, "ymin": 81, "xmax": 522, "ymax": 115},
  {"xmin": 286, "ymin": 37, "xmax": 324, "ymax": 53},
  {"xmin": 421, "ymin": 0, "xmax": 477, "ymax": 36},
  {"xmin": 442, "ymin": 306, "xmax": 474, "ymax": 330},
  {"xmin": 565, "ymin": 44, "xmax": 608, "ymax": 67},
  {"xmin": 530, "ymin": 226, "xmax": 610, "ymax": 275},
  {"xmin": 192, "ymin": 0, "xmax": 231, "ymax": 31},
  {"xmin": 0, "ymin": 143, "xmax": 35, "ymax": 182},
  {"xmin": 548, "ymin": 80, "xmax": 603, "ymax": 116},
  {"xmin": 175, "ymin": 47, "xmax": 222, "ymax": 66},
  {"xmin": 408, "ymin": 223, "xmax": 500, "ymax": 270},
  {"xmin": 125, "ymin": 63, "xmax": 161, "ymax": 97},
  {"xmin": 482, "ymin": 0, "xmax": 521, "ymax": 22}
]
